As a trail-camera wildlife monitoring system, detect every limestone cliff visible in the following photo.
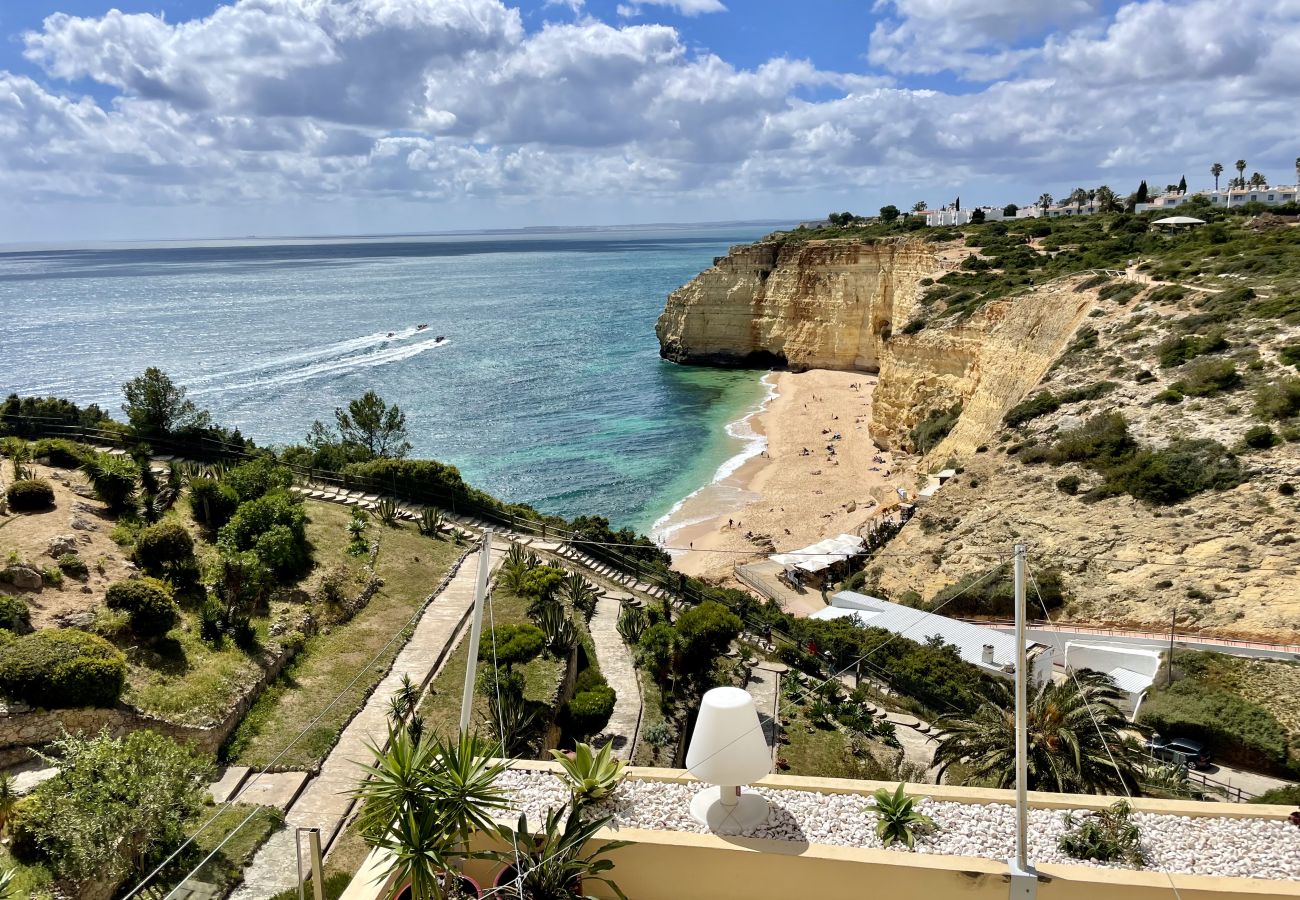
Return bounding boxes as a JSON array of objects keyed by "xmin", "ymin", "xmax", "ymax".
[{"xmin": 657, "ymin": 237, "xmax": 1095, "ymax": 456}]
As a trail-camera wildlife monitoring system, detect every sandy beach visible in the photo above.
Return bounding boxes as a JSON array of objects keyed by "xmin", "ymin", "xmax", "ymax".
[{"xmin": 656, "ymin": 369, "xmax": 913, "ymax": 590}]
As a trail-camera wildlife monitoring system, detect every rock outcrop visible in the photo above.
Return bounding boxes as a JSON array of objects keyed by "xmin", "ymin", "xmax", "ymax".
[{"xmin": 657, "ymin": 237, "xmax": 1094, "ymax": 455}]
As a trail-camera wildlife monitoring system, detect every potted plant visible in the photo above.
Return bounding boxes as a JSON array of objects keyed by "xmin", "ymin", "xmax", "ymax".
[
  {"xmin": 354, "ymin": 729, "xmax": 512, "ymax": 899},
  {"xmin": 492, "ymin": 803, "xmax": 630, "ymax": 900}
]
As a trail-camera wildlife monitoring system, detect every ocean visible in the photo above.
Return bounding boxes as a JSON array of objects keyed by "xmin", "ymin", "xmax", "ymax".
[{"xmin": 0, "ymin": 225, "xmax": 779, "ymax": 533}]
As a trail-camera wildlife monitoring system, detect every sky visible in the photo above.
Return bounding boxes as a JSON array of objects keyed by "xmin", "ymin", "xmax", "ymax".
[{"xmin": 1, "ymin": 0, "xmax": 1298, "ymax": 241}]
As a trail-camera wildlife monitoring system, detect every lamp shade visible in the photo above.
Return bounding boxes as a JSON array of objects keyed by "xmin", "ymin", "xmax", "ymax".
[{"xmin": 686, "ymin": 687, "xmax": 771, "ymax": 786}]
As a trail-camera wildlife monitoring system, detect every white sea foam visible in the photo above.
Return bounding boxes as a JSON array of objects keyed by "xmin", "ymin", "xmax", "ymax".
[
  {"xmin": 187, "ymin": 327, "xmax": 427, "ymax": 386},
  {"xmin": 650, "ymin": 371, "xmax": 778, "ymax": 549},
  {"xmin": 191, "ymin": 333, "xmax": 448, "ymax": 396}
]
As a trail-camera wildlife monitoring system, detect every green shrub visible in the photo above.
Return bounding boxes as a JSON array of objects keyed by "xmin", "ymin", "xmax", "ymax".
[
  {"xmin": 1252, "ymin": 784, "xmax": 1300, "ymax": 805},
  {"xmin": 1279, "ymin": 344, "xmax": 1300, "ymax": 369},
  {"xmin": 1243, "ymin": 425, "xmax": 1278, "ymax": 450},
  {"xmin": 79, "ymin": 453, "xmax": 138, "ymax": 512},
  {"xmin": 1056, "ymin": 474, "xmax": 1081, "ymax": 495},
  {"xmin": 188, "ymin": 476, "xmax": 240, "ymax": 527},
  {"xmin": 1140, "ymin": 682, "xmax": 1295, "ymax": 776},
  {"xmin": 56, "ymin": 554, "xmax": 88, "ymax": 579},
  {"xmin": 930, "ymin": 564, "xmax": 1067, "ymax": 617},
  {"xmin": 910, "ymin": 403, "xmax": 962, "ymax": 454},
  {"xmin": 223, "ymin": 457, "xmax": 292, "ymax": 502},
  {"xmin": 218, "ymin": 491, "xmax": 309, "ymax": 579},
  {"xmin": 517, "ymin": 565, "xmax": 566, "ymax": 600},
  {"xmin": 1058, "ymin": 801, "xmax": 1144, "ymax": 866},
  {"xmin": 901, "ymin": 319, "xmax": 926, "ymax": 335},
  {"xmin": 564, "ymin": 678, "xmax": 616, "ymax": 739},
  {"xmin": 1173, "ymin": 358, "xmax": 1240, "ymax": 397},
  {"xmin": 479, "ymin": 623, "xmax": 545, "ymax": 669},
  {"xmin": 0, "ymin": 595, "xmax": 31, "ymax": 633},
  {"xmin": 1004, "ymin": 382, "xmax": 1115, "ymax": 427},
  {"xmin": 1254, "ymin": 377, "xmax": 1300, "ymax": 420},
  {"xmin": 41, "ymin": 566, "xmax": 62, "ymax": 588},
  {"xmin": 133, "ymin": 520, "xmax": 195, "ymax": 575},
  {"xmin": 30, "ymin": 439, "xmax": 93, "ymax": 469},
  {"xmin": 0, "ymin": 629, "xmax": 127, "ymax": 707},
  {"xmin": 6, "ymin": 479, "xmax": 54, "ymax": 511},
  {"xmin": 105, "ymin": 577, "xmax": 179, "ymax": 638},
  {"xmin": 1098, "ymin": 282, "xmax": 1141, "ymax": 305}
]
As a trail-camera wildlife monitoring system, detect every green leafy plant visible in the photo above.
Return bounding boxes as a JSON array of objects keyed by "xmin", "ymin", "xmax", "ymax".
[
  {"xmin": 5, "ymin": 478, "xmax": 54, "ymax": 511},
  {"xmin": 537, "ymin": 604, "xmax": 577, "ymax": 656},
  {"xmin": 615, "ymin": 606, "xmax": 646, "ymax": 645},
  {"xmin": 419, "ymin": 507, "xmax": 445, "ymax": 537},
  {"xmin": 80, "ymin": 453, "xmax": 139, "ymax": 512},
  {"xmin": 495, "ymin": 803, "xmax": 630, "ymax": 900},
  {"xmin": 563, "ymin": 670, "xmax": 616, "ymax": 740},
  {"xmin": 56, "ymin": 553, "xmax": 89, "ymax": 580},
  {"xmin": 188, "ymin": 476, "xmax": 239, "ymax": 528},
  {"xmin": 871, "ymin": 784, "xmax": 935, "ymax": 849},
  {"xmin": 0, "ymin": 628, "xmax": 127, "ymax": 707},
  {"xmin": 375, "ymin": 497, "xmax": 400, "ymax": 526},
  {"xmin": 105, "ymin": 576, "xmax": 179, "ymax": 638},
  {"xmin": 481, "ymin": 623, "xmax": 545, "ymax": 670},
  {"xmin": 559, "ymin": 571, "xmax": 599, "ymax": 620},
  {"xmin": 1058, "ymin": 800, "xmax": 1145, "ymax": 867},
  {"xmin": 133, "ymin": 519, "xmax": 195, "ymax": 576},
  {"xmin": 0, "ymin": 595, "xmax": 31, "ymax": 634},
  {"xmin": 549, "ymin": 741, "xmax": 626, "ymax": 806}
]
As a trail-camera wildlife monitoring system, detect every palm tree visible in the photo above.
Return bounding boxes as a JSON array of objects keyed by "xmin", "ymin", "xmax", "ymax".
[
  {"xmin": 1094, "ymin": 185, "xmax": 1120, "ymax": 213},
  {"xmin": 1086, "ymin": 188, "xmax": 1096, "ymax": 211},
  {"xmin": 1249, "ymin": 171, "xmax": 1267, "ymax": 188},
  {"xmin": 1211, "ymin": 162, "xmax": 1223, "ymax": 191},
  {"xmin": 1235, "ymin": 158, "xmax": 1247, "ymax": 189},
  {"xmin": 912, "ymin": 201, "xmax": 927, "ymax": 213},
  {"xmin": 354, "ymin": 730, "xmax": 512, "ymax": 900},
  {"xmin": 1295, "ymin": 156, "xmax": 1299, "ymax": 187},
  {"xmin": 933, "ymin": 669, "xmax": 1141, "ymax": 795},
  {"xmin": 1037, "ymin": 192, "xmax": 1053, "ymax": 211},
  {"xmin": 1069, "ymin": 187, "xmax": 1087, "ymax": 214}
]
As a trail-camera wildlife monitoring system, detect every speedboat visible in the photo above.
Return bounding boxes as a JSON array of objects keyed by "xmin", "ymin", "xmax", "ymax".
[
  {"xmin": 435, "ymin": 335, "xmax": 445, "ymax": 342},
  {"xmin": 416, "ymin": 323, "xmax": 428, "ymax": 331}
]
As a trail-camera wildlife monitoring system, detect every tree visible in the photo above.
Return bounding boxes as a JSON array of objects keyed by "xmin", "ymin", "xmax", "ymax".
[
  {"xmin": 1070, "ymin": 187, "xmax": 1087, "ymax": 211},
  {"xmin": 10, "ymin": 730, "xmax": 212, "ymax": 890},
  {"xmin": 1003, "ymin": 203, "xmax": 1018, "ymax": 217},
  {"xmin": 970, "ymin": 209, "xmax": 985, "ymax": 223},
  {"xmin": 1295, "ymin": 156, "xmax": 1300, "ymax": 187},
  {"xmin": 1235, "ymin": 158, "xmax": 1246, "ymax": 189},
  {"xmin": 1037, "ymin": 192, "xmax": 1053, "ymax": 210},
  {"xmin": 933, "ymin": 669, "xmax": 1140, "ymax": 794},
  {"xmin": 1094, "ymin": 185, "xmax": 1120, "ymax": 213},
  {"xmin": 1211, "ymin": 162, "xmax": 1223, "ymax": 191},
  {"xmin": 333, "ymin": 390, "xmax": 412, "ymax": 460},
  {"xmin": 1134, "ymin": 180, "xmax": 1149, "ymax": 204},
  {"xmin": 1177, "ymin": 175, "xmax": 1187, "ymax": 193},
  {"xmin": 1248, "ymin": 171, "xmax": 1267, "ymax": 188},
  {"xmin": 879, "ymin": 205, "xmax": 900, "ymax": 223},
  {"xmin": 121, "ymin": 368, "xmax": 210, "ymax": 435},
  {"xmin": 911, "ymin": 201, "xmax": 927, "ymax": 213}
]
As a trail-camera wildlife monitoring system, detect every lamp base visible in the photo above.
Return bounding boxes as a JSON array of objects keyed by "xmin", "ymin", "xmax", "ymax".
[{"xmin": 689, "ymin": 785, "xmax": 770, "ymax": 832}]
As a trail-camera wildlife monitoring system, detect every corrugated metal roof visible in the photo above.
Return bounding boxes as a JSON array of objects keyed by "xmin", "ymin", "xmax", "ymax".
[
  {"xmin": 770, "ymin": 534, "xmax": 865, "ymax": 573},
  {"xmin": 814, "ymin": 591, "xmax": 1041, "ymax": 676}
]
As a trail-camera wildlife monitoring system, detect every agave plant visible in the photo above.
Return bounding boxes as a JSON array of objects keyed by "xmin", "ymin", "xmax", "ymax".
[
  {"xmin": 375, "ymin": 497, "xmax": 400, "ymax": 526},
  {"xmin": 0, "ymin": 866, "xmax": 17, "ymax": 900},
  {"xmin": 871, "ymin": 784, "xmax": 935, "ymax": 849},
  {"xmin": 419, "ymin": 507, "xmax": 445, "ymax": 537},
  {"xmin": 354, "ymin": 730, "xmax": 512, "ymax": 900},
  {"xmin": 537, "ymin": 604, "xmax": 577, "ymax": 656},
  {"xmin": 80, "ymin": 452, "xmax": 139, "ymax": 512},
  {"xmin": 615, "ymin": 606, "xmax": 646, "ymax": 645},
  {"xmin": 495, "ymin": 804, "xmax": 629, "ymax": 900},
  {"xmin": 549, "ymin": 741, "xmax": 626, "ymax": 806},
  {"xmin": 559, "ymin": 572, "xmax": 599, "ymax": 620},
  {"xmin": 484, "ymin": 690, "xmax": 541, "ymax": 757}
]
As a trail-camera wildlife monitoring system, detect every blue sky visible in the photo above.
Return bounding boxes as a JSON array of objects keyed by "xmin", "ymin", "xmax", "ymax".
[{"xmin": 1, "ymin": 0, "xmax": 1296, "ymax": 241}]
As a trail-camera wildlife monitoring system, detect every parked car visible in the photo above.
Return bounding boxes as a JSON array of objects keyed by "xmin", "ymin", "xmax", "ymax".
[{"xmin": 1147, "ymin": 735, "xmax": 1212, "ymax": 770}]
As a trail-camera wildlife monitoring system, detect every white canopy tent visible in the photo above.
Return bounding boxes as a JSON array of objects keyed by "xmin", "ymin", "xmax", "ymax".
[{"xmin": 769, "ymin": 533, "xmax": 865, "ymax": 574}]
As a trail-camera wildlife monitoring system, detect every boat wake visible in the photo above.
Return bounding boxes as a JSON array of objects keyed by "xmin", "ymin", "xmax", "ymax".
[{"xmin": 190, "ymin": 329, "xmax": 448, "ymax": 396}]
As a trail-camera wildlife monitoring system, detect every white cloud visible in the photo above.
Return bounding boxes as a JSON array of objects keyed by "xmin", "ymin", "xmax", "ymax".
[
  {"xmin": 617, "ymin": 0, "xmax": 727, "ymax": 18},
  {"xmin": 2, "ymin": 0, "xmax": 1299, "ymax": 238}
]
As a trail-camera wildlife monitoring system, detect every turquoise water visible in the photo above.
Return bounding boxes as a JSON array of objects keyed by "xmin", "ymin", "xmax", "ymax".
[{"xmin": 0, "ymin": 226, "xmax": 777, "ymax": 532}]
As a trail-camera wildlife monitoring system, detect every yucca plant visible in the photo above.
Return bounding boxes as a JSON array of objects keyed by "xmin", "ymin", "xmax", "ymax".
[
  {"xmin": 871, "ymin": 783, "xmax": 935, "ymax": 849},
  {"xmin": 80, "ymin": 452, "xmax": 138, "ymax": 512},
  {"xmin": 504, "ymin": 543, "xmax": 530, "ymax": 569},
  {"xmin": 375, "ymin": 497, "xmax": 400, "ymax": 526},
  {"xmin": 484, "ymin": 690, "xmax": 541, "ymax": 757},
  {"xmin": 615, "ymin": 606, "xmax": 646, "ymax": 645},
  {"xmin": 1059, "ymin": 800, "xmax": 1145, "ymax": 866},
  {"xmin": 549, "ymin": 741, "xmax": 626, "ymax": 806},
  {"xmin": 494, "ymin": 803, "xmax": 630, "ymax": 900},
  {"xmin": 419, "ymin": 507, "xmax": 445, "ymax": 537},
  {"xmin": 560, "ymin": 572, "xmax": 599, "ymax": 620}
]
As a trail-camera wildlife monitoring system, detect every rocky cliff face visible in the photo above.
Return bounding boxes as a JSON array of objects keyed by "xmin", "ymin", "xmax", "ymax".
[
  {"xmin": 657, "ymin": 237, "xmax": 1094, "ymax": 455},
  {"xmin": 656, "ymin": 239, "xmax": 933, "ymax": 373}
]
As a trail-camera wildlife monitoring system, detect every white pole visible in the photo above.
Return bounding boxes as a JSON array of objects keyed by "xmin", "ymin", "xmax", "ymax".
[
  {"xmin": 1014, "ymin": 543, "xmax": 1028, "ymax": 869},
  {"xmin": 459, "ymin": 529, "xmax": 493, "ymax": 734},
  {"xmin": 1008, "ymin": 543, "xmax": 1036, "ymax": 898}
]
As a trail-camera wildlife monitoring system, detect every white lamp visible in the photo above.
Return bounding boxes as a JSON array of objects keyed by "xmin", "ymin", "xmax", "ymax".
[{"xmin": 685, "ymin": 686, "xmax": 771, "ymax": 830}]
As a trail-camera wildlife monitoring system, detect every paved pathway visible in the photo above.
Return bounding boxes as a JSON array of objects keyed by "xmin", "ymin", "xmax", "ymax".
[
  {"xmin": 229, "ymin": 544, "xmax": 504, "ymax": 900},
  {"xmin": 585, "ymin": 595, "xmax": 643, "ymax": 759},
  {"xmin": 747, "ymin": 663, "xmax": 783, "ymax": 756}
]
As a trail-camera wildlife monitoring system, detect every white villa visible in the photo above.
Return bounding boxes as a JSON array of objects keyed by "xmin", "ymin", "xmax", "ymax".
[{"xmin": 1137, "ymin": 184, "xmax": 1299, "ymax": 212}]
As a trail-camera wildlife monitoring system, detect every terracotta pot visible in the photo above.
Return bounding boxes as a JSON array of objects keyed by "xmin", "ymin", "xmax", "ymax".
[{"xmin": 393, "ymin": 873, "xmax": 483, "ymax": 900}]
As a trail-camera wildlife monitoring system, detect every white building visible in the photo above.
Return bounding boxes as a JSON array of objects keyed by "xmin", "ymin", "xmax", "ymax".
[
  {"xmin": 920, "ymin": 206, "xmax": 1011, "ymax": 227},
  {"xmin": 1063, "ymin": 641, "xmax": 1161, "ymax": 720},
  {"xmin": 1137, "ymin": 184, "xmax": 1299, "ymax": 213},
  {"xmin": 810, "ymin": 591, "xmax": 1051, "ymax": 683}
]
